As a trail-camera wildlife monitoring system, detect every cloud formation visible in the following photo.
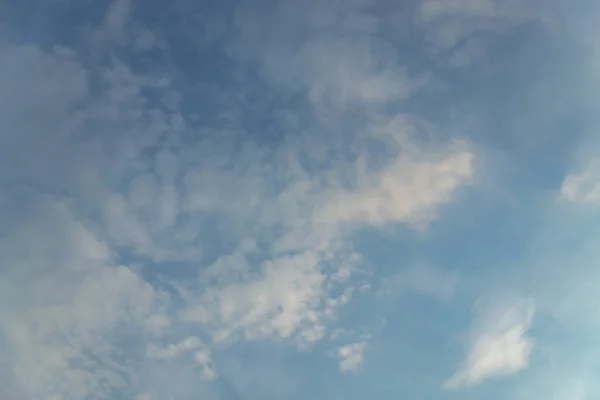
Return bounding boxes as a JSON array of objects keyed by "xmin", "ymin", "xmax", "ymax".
[
  {"xmin": 2, "ymin": 0, "xmax": 600, "ymax": 398},
  {"xmin": 561, "ymin": 158, "xmax": 600, "ymax": 204},
  {"xmin": 0, "ymin": 0, "xmax": 477, "ymax": 396},
  {"xmin": 338, "ymin": 341, "xmax": 368, "ymax": 372},
  {"xmin": 445, "ymin": 297, "xmax": 535, "ymax": 389}
]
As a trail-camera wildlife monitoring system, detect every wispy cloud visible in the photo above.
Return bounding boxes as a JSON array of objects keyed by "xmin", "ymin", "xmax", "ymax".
[
  {"xmin": 338, "ymin": 341, "xmax": 368, "ymax": 372},
  {"xmin": 445, "ymin": 297, "xmax": 535, "ymax": 389},
  {"xmin": 561, "ymin": 158, "xmax": 600, "ymax": 204},
  {"xmin": 317, "ymin": 147, "xmax": 474, "ymax": 228}
]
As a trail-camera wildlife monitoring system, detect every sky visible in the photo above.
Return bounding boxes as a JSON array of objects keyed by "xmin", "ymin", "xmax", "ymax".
[{"xmin": 1, "ymin": 0, "xmax": 600, "ymax": 399}]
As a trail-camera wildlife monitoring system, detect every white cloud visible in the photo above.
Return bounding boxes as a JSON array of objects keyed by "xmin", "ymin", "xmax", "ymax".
[
  {"xmin": 338, "ymin": 341, "xmax": 368, "ymax": 372},
  {"xmin": 560, "ymin": 158, "xmax": 600, "ymax": 204},
  {"xmin": 146, "ymin": 337, "xmax": 216, "ymax": 380},
  {"xmin": 182, "ymin": 250, "xmax": 329, "ymax": 342},
  {"xmin": 194, "ymin": 348, "xmax": 218, "ymax": 381},
  {"xmin": 146, "ymin": 336, "xmax": 203, "ymax": 359},
  {"xmin": 317, "ymin": 148, "xmax": 474, "ymax": 228},
  {"xmin": 444, "ymin": 297, "xmax": 535, "ymax": 389}
]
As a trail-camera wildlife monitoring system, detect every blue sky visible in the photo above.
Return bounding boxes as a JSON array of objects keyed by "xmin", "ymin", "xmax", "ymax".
[{"xmin": 2, "ymin": 0, "xmax": 600, "ymax": 399}]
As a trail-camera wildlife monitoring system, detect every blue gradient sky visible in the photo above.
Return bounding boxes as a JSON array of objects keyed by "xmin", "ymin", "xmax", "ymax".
[{"xmin": 2, "ymin": 0, "xmax": 600, "ymax": 399}]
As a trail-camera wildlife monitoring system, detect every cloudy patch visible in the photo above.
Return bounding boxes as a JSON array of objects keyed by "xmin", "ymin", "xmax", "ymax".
[
  {"xmin": 338, "ymin": 341, "xmax": 368, "ymax": 372},
  {"xmin": 445, "ymin": 297, "xmax": 535, "ymax": 389},
  {"xmin": 561, "ymin": 158, "xmax": 600, "ymax": 204}
]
